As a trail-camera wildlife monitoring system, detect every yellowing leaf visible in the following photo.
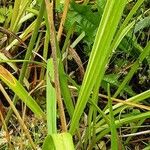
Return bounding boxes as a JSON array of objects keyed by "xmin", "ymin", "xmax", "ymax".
[{"xmin": 0, "ymin": 65, "xmax": 15, "ymax": 85}]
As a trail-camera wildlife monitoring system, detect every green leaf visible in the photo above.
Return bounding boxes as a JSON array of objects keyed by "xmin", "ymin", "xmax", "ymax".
[
  {"xmin": 0, "ymin": 65, "xmax": 45, "ymax": 118},
  {"xmin": 134, "ymin": 16, "xmax": 150, "ymax": 33},
  {"xmin": 143, "ymin": 145, "xmax": 150, "ymax": 150},
  {"xmin": 69, "ymin": 0, "xmax": 127, "ymax": 135},
  {"xmin": 0, "ymin": 14, "xmax": 5, "ymax": 23},
  {"xmin": 114, "ymin": 41, "xmax": 150, "ymax": 97},
  {"xmin": 0, "ymin": 7, "xmax": 7, "ymax": 23},
  {"xmin": 66, "ymin": 1, "xmax": 101, "ymax": 42},
  {"xmin": 102, "ymin": 74, "xmax": 136, "ymax": 96},
  {"xmin": 0, "ymin": 53, "xmax": 18, "ymax": 72},
  {"xmin": 107, "ymin": 84, "xmax": 118, "ymax": 150},
  {"xmin": 96, "ymin": 111, "xmax": 150, "ymax": 142},
  {"xmin": 42, "ymin": 135, "xmax": 54, "ymax": 150},
  {"xmin": 96, "ymin": 0, "xmax": 106, "ymax": 15},
  {"xmin": 47, "ymin": 59, "xmax": 57, "ymax": 134},
  {"xmin": 42, "ymin": 133, "xmax": 74, "ymax": 150}
]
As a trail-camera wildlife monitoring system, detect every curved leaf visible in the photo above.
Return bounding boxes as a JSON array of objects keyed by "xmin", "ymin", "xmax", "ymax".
[{"xmin": 0, "ymin": 65, "xmax": 45, "ymax": 118}]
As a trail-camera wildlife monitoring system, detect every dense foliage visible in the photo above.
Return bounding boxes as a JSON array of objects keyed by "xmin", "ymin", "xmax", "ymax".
[{"xmin": 0, "ymin": 0, "xmax": 150, "ymax": 149}]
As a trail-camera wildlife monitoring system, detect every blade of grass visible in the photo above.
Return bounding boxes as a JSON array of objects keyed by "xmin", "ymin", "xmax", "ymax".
[
  {"xmin": 57, "ymin": 0, "xmax": 70, "ymax": 42},
  {"xmin": 120, "ymin": 0, "xmax": 145, "ymax": 30},
  {"xmin": 6, "ymin": 21, "xmax": 45, "ymax": 51},
  {"xmin": 59, "ymin": 65, "xmax": 74, "ymax": 117},
  {"xmin": 110, "ymin": 0, "xmax": 145, "ymax": 52},
  {"xmin": 40, "ymin": 30, "xmax": 50, "ymax": 80},
  {"xmin": 86, "ymin": 91, "xmax": 110, "ymax": 149},
  {"xmin": 86, "ymin": 83, "xmax": 100, "ymax": 149},
  {"xmin": 125, "ymin": 118, "xmax": 145, "ymax": 144},
  {"xmin": 47, "ymin": 59, "xmax": 57, "ymax": 134},
  {"xmin": 0, "ymin": 84, "xmax": 37, "ymax": 150},
  {"xmin": 0, "ymin": 59, "xmax": 46, "ymax": 68},
  {"xmin": 4, "ymin": 0, "xmax": 45, "ymax": 125},
  {"xmin": 0, "ymin": 52, "xmax": 18, "ymax": 72},
  {"xmin": 10, "ymin": 0, "xmax": 21, "ymax": 30},
  {"xmin": 107, "ymin": 84, "xmax": 118, "ymax": 150},
  {"xmin": 10, "ymin": 0, "xmax": 32, "ymax": 32},
  {"xmin": 113, "ymin": 41, "xmax": 150, "ymax": 97},
  {"xmin": 89, "ymin": 100, "xmax": 110, "ymax": 125},
  {"xmin": 0, "ymin": 109, "xmax": 12, "ymax": 148},
  {"xmin": 99, "ymin": 93, "xmax": 150, "ymax": 111},
  {"xmin": 96, "ymin": 111, "xmax": 150, "ymax": 142},
  {"xmin": 96, "ymin": 90, "xmax": 150, "ymax": 132},
  {"xmin": 0, "ymin": 26, "xmax": 27, "ymax": 48},
  {"xmin": 61, "ymin": 22, "xmax": 76, "ymax": 54},
  {"xmin": 100, "ymin": 41, "xmax": 150, "ymax": 124},
  {"xmin": 69, "ymin": 0, "xmax": 127, "ymax": 135},
  {"xmin": 18, "ymin": 0, "xmax": 45, "ymax": 83},
  {"xmin": 0, "ymin": 65, "xmax": 45, "ymax": 118},
  {"xmin": 45, "ymin": 0, "xmax": 67, "ymax": 132},
  {"xmin": 85, "ymin": 73, "xmax": 104, "ymax": 149},
  {"xmin": 70, "ymin": 32, "xmax": 85, "ymax": 49},
  {"xmin": 44, "ymin": 0, "xmax": 74, "ymax": 118}
]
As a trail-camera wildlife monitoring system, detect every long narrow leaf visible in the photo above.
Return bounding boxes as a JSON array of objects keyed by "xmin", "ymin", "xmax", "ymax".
[
  {"xmin": 69, "ymin": 0, "xmax": 127, "ymax": 135},
  {"xmin": 0, "ymin": 65, "xmax": 45, "ymax": 118},
  {"xmin": 107, "ymin": 84, "xmax": 118, "ymax": 150},
  {"xmin": 96, "ymin": 111, "xmax": 150, "ymax": 142},
  {"xmin": 47, "ymin": 59, "xmax": 57, "ymax": 134},
  {"xmin": 114, "ymin": 41, "xmax": 150, "ymax": 97}
]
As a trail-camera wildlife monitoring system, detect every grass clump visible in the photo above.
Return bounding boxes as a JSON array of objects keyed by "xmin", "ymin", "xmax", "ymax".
[{"xmin": 0, "ymin": 0, "xmax": 150, "ymax": 149}]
